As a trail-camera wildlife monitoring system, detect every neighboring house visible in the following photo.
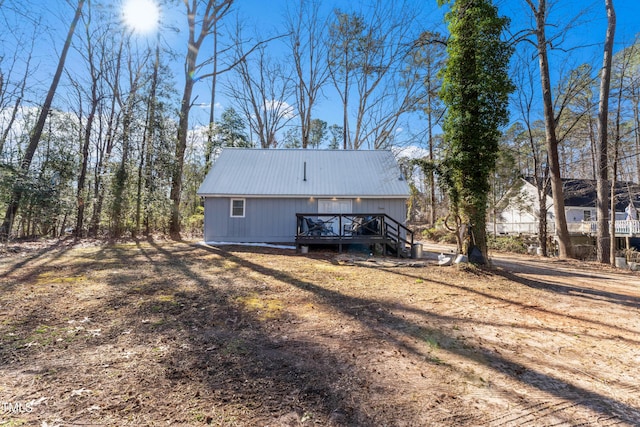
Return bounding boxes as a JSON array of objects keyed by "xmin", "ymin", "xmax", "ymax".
[
  {"xmin": 197, "ymin": 148, "xmax": 410, "ymax": 245},
  {"xmin": 493, "ymin": 177, "xmax": 640, "ymax": 240}
]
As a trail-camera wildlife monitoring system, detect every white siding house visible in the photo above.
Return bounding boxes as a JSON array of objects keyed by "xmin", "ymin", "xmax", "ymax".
[{"xmin": 493, "ymin": 177, "xmax": 640, "ymax": 238}]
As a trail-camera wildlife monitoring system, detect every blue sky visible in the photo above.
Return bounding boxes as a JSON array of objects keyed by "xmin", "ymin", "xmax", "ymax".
[{"xmin": 2, "ymin": 0, "xmax": 640, "ymax": 146}]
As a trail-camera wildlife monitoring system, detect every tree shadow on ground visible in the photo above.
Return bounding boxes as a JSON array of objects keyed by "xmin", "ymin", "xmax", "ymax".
[
  {"xmin": 493, "ymin": 266, "xmax": 640, "ymax": 309},
  {"xmin": 138, "ymin": 239, "xmax": 380, "ymax": 425},
  {"xmin": 0, "ymin": 238, "xmax": 76, "ymax": 285},
  {"xmin": 365, "ymin": 261, "xmax": 640, "ymax": 343},
  {"xmin": 2, "ymin": 240, "xmax": 639, "ymax": 425},
  {"xmin": 200, "ymin": 244, "xmax": 640, "ymax": 425}
]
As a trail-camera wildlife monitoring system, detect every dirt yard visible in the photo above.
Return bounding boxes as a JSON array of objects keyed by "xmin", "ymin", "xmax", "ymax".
[{"xmin": 1, "ymin": 238, "xmax": 639, "ymax": 426}]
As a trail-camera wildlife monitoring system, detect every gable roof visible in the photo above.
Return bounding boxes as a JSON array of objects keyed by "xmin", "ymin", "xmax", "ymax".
[
  {"xmin": 197, "ymin": 148, "xmax": 410, "ymax": 198},
  {"xmin": 524, "ymin": 177, "xmax": 640, "ymax": 211}
]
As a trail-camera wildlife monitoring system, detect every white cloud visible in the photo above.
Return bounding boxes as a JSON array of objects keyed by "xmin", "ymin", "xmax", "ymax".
[
  {"xmin": 265, "ymin": 99, "xmax": 296, "ymax": 119},
  {"xmin": 392, "ymin": 145, "xmax": 429, "ymax": 159}
]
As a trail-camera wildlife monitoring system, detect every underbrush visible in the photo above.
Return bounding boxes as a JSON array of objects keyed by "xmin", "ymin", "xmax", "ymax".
[
  {"xmin": 419, "ymin": 226, "xmax": 457, "ymax": 245},
  {"xmin": 417, "ymin": 225, "xmax": 529, "ymax": 255},
  {"xmin": 487, "ymin": 235, "xmax": 528, "ymax": 254}
]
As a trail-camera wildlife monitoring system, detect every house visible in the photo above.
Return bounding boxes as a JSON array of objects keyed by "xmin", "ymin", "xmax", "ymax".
[
  {"xmin": 197, "ymin": 148, "xmax": 411, "ymax": 248},
  {"xmin": 493, "ymin": 177, "xmax": 640, "ymax": 242}
]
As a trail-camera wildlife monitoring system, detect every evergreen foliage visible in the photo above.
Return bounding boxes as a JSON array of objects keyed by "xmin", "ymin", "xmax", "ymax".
[{"xmin": 438, "ymin": 0, "xmax": 514, "ymax": 257}]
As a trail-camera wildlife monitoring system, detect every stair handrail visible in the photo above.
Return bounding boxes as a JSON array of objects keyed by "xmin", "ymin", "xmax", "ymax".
[
  {"xmin": 295, "ymin": 213, "xmax": 414, "ymax": 248},
  {"xmin": 381, "ymin": 213, "xmax": 414, "ymax": 249}
]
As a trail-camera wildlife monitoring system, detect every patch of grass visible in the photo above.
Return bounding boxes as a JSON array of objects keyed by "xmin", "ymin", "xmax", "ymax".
[
  {"xmin": 0, "ymin": 419, "xmax": 28, "ymax": 426},
  {"xmin": 33, "ymin": 325, "xmax": 51, "ymax": 334},
  {"xmin": 423, "ymin": 336, "xmax": 439, "ymax": 349},
  {"xmin": 428, "ymin": 355, "xmax": 445, "ymax": 365},
  {"xmin": 222, "ymin": 338, "xmax": 248, "ymax": 356},
  {"xmin": 236, "ymin": 294, "xmax": 283, "ymax": 320},
  {"xmin": 35, "ymin": 272, "xmax": 86, "ymax": 286},
  {"xmin": 156, "ymin": 294, "xmax": 176, "ymax": 303},
  {"xmin": 22, "ymin": 325, "xmax": 59, "ymax": 347}
]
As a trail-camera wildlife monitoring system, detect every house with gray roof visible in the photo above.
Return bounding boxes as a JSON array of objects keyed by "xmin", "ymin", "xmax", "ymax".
[{"xmin": 197, "ymin": 148, "xmax": 411, "ymax": 246}]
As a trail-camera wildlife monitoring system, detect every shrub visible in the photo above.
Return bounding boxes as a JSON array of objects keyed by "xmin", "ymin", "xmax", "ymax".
[
  {"xmin": 421, "ymin": 227, "xmax": 456, "ymax": 244},
  {"xmin": 574, "ymin": 245, "xmax": 596, "ymax": 260},
  {"xmin": 487, "ymin": 235, "xmax": 528, "ymax": 254},
  {"xmin": 184, "ymin": 206, "xmax": 204, "ymax": 236}
]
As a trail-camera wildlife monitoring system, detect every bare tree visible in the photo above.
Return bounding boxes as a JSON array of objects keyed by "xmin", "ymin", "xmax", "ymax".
[
  {"xmin": 169, "ymin": 0, "xmax": 233, "ymax": 237},
  {"xmin": 511, "ymin": 46, "xmax": 554, "ymax": 254},
  {"xmin": 285, "ymin": 0, "xmax": 329, "ymax": 149},
  {"xmin": 204, "ymin": 18, "xmax": 220, "ymax": 172},
  {"xmin": 69, "ymin": 2, "xmax": 107, "ymax": 238},
  {"xmin": 596, "ymin": 0, "xmax": 615, "ymax": 264},
  {"xmin": 0, "ymin": 38, "xmax": 36, "ymax": 158},
  {"xmin": 412, "ymin": 32, "xmax": 446, "ymax": 226},
  {"xmin": 135, "ymin": 42, "xmax": 161, "ymax": 237},
  {"xmin": 523, "ymin": 0, "xmax": 573, "ymax": 258},
  {"xmin": 89, "ymin": 31, "xmax": 125, "ymax": 238},
  {"xmin": 0, "ymin": 0, "xmax": 85, "ymax": 239},
  {"xmin": 226, "ymin": 42, "xmax": 294, "ymax": 148},
  {"xmin": 351, "ymin": 3, "xmax": 420, "ymax": 150},
  {"xmin": 328, "ymin": 2, "xmax": 421, "ymax": 150},
  {"xmin": 110, "ymin": 39, "xmax": 150, "ymax": 238},
  {"xmin": 628, "ymin": 39, "xmax": 640, "ymax": 182},
  {"xmin": 327, "ymin": 10, "xmax": 364, "ymax": 149}
]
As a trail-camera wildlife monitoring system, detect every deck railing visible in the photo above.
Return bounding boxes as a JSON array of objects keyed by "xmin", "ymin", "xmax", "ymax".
[
  {"xmin": 491, "ymin": 220, "xmax": 640, "ymax": 237},
  {"xmin": 583, "ymin": 220, "xmax": 640, "ymax": 236},
  {"xmin": 295, "ymin": 213, "xmax": 414, "ymax": 256}
]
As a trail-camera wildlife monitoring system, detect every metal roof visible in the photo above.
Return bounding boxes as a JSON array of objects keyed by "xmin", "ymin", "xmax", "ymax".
[{"xmin": 197, "ymin": 148, "xmax": 410, "ymax": 198}]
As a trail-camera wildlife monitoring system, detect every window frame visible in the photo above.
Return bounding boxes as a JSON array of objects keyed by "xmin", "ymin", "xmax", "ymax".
[{"xmin": 230, "ymin": 198, "xmax": 246, "ymax": 218}]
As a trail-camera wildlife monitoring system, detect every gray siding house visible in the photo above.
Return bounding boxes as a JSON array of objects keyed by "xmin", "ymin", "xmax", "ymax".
[{"xmin": 197, "ymin": 148, "xmax": 410, "ymax": 244}]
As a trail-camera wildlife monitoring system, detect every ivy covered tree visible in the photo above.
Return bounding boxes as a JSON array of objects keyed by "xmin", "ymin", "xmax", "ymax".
[{"xmin": 438, "ymin": 0, "xmax": 514, "ymax": 261}]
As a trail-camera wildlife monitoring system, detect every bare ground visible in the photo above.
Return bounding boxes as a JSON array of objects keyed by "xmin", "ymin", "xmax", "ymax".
[{"xmin": 0, "ymin": 238, "xmax": 639, "ymax": 426}]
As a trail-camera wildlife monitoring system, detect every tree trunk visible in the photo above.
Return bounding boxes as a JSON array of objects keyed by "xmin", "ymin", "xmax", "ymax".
[
  {"xmin": 530, "ymin": 0, "xmax": 572, "ymax": 258},
  {"xmin": 75, "ymin": 101, "xmax": 96, "ymax": 239},
  {"xmin": 137, "ymin": 44, "xmax": 160, "ymax": 237},
  {"xmin": 538, "ymin": 182, "xmax": 548, "ymax": 256},
  {"xmin": 342, "ymin": 59, "xmax": 349, "ymax": 150},
  {"xmin": 596, "ymin": 0, "xmax": 616, "ymax": 264},
  {"xmin": 634, "ymin": 100, "xmax": 640, "ymax": 182},
  {"xmin": 0, "ymin": 51, "xmax": 31, "ymax": 156},
  {"xmin": 205, "ymin": 22, "xmax": 218, "ymax": 171},
  {"xmin": 169, "ymin": 50, "xmax": 197, "ymax": 238},
  {"xmin": 428, "ymin": 117, "xmax": 436, "ymax": 226},
  {"xmin": 0, "ymin": 0, "xmax": 85, "ymax": 239},
  {"xmin": 610, "ymin": 160, "xmax": 617, "ymax": 264},
  {"xmin": 75, "ymin": 80, "xmax": 99, "ymax": 239},
  {"xmin": 169, "ymin": 0, "xmax": 233, "ymax": 237}
]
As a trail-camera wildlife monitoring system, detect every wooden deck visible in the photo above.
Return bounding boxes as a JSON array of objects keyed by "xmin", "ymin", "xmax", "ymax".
[{"xmin": 295, "ymin": 213, "xmax": 415, "ymax": 257}]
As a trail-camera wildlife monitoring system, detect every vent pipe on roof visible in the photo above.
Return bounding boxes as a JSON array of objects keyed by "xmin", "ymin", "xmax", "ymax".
[{"xmin": 303, "ymin": 161, "xmax": 307, "ymax": 181}]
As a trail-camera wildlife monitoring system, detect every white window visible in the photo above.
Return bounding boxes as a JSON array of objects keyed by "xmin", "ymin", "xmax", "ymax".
[{"xmin": 230, "ymin": 198, "xmax": 245, "ymax": 217}]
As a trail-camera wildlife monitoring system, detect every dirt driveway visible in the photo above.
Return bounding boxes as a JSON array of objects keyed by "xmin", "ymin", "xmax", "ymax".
[{"xmin": 1, "ymin": 239, "xmax": 639, "ymax": 426}]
